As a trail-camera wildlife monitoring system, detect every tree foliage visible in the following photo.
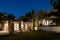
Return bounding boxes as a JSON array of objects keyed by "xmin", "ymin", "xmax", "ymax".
[{"xmin": 7, "ymin": 14, "xmax": 16, "ymax": 20}]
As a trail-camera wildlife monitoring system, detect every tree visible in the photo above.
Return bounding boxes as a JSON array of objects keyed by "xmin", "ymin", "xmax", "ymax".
[
  {"xmin": 7, "ymin": 13, "xmax": 16, "ymax": 34},
  {"xmin": 25, "ymin": 12, "xmax": 32, "ymax": 21},
  {"xmin": 0, "ymin": 12, "xmax": 7, "ymax": 23},
  {"xmin": 0, "ymin": 12, "xmax": 7, "ymax": 30},
  {"xmin": 35, "ymin": 10, "xmax": 47, "ymax": 30},
  {"xmin": 50, "ymin": 0, "xmax": 60, "ymax": 12},
  {"xmin": 20, "ymin": 16, "xmax": 27, "ymax": 21},
  {"xmin": 7, "ymin": 13, "xmax": 16, "ymax": 20},
  {"xmin": 50, "ymin": 0, "xmax": 60, "ymax": 25},
  {"xmin": 31, "ymin": 10, "xmax": 35, "ymax": 30}
]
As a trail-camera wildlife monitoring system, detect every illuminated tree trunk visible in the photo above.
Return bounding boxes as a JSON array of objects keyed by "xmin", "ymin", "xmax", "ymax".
[
  {"xmin": 31, "ymin": 16, "xmax": 35, "ymax": 30},
  {"xmin": 31, "ymin": 10, "xmax": 35, "ymax": 31},
  {"xmin": 35, "ymin": 16, "xmax": 39, "ymax": 31}
]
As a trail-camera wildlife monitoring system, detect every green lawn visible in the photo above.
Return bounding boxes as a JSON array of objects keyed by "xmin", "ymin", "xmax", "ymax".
[{"xmin": 0, "ymin": 31, "xmax": 60, "ymax": 40}]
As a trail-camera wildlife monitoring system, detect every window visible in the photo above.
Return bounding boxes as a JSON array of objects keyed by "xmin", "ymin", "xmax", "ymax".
[{"xmin": 14, "ymin": 23, "xmax": 19, "ymax": 31}]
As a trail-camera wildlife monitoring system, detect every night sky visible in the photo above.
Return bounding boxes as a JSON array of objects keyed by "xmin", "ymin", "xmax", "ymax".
[{"xmin": 0, "ymin": 0, "xmax": 52, "ymax": 18}]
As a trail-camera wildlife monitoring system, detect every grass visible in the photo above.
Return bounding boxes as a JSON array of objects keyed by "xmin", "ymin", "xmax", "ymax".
[{"xmin": 0, "ymin": 31, "xmax": 60, "ymax": 40}]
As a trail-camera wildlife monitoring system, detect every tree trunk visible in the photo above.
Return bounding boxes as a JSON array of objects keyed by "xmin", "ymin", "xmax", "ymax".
[
  {"xmin": 35, "ymin": 16, "xmax": 39, "ymax": 31},
  {"xmin": 31, "ymin": 16, "xmax": 35, "ymax": 31}
]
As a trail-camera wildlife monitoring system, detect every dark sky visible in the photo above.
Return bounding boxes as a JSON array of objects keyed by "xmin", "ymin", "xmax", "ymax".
[{"xmin": 0, "ymin": 0, "xmax": 52, "ymax": 18}]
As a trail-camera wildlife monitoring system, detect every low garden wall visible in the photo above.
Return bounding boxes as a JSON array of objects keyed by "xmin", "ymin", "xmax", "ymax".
[{"xmin": 40, "ymin": 26, "xmax": 60, "ymax": 33}]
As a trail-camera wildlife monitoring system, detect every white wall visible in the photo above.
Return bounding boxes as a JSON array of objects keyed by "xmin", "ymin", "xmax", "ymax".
[
  {"xmin": 40, "ymin": 26, "xmax": 60, "ymax": 33},
  {"xmin": 4, "ymin": 21, "xmax": 9, "ymax": 31}
]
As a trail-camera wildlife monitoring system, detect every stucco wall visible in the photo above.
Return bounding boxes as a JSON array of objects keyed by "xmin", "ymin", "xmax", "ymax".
[{"xmin": 40, "ymin": 26, "xmax": 60, "ymax": 33}]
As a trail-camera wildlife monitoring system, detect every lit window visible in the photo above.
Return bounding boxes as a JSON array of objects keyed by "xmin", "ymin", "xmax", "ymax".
[{"xmin": 14, "ymin": 23, "xmax": 19, "ymax": 31}]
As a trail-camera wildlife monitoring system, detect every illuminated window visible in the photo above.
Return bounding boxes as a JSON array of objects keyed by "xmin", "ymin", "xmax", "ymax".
[{"xmin": 14, "ymin": 23, "xmax": 19, "ymax": 31}]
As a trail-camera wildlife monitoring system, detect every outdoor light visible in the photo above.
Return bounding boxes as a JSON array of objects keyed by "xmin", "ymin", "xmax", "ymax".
[
  {"xmin": 34, "ymin": 27, "xmax": 37, "ymax": 31},
  {"xmin": 21, "ymin": 21, "xmax": 24, "ymax": 27},
  {"xmin": 21, "ymin": 21, "xmax": 25, "ymax": 32},
  {"xmin": 21, "ymin": 24, "xmax": 24, "ymax": 31},
  {"xmin": 21, "ymin": 24, "xmax": 23, "ymax": 27}
]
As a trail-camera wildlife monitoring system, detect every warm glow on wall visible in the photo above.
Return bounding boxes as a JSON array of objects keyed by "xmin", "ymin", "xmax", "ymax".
[
  {"xmin": 21, "ymin": 21, "xmax": 31, "ymax": 32},
  {"xmin": 21, "ymin": 24, "xmax": 23, "ymax": 27},
  {"xmin": 25, "ymin": 23, "xmax": 28, "ymax": 31},
  {"xmin": 21, "ymin": 24, "xmax": 24, "ymax": 31},
  {"xmin": 21, "ymin": 21, "xmax": 25, "ymax": 32},
  {"xmin": 4, "ymin": 21, "xmax": 8, "ymax": 31}
]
